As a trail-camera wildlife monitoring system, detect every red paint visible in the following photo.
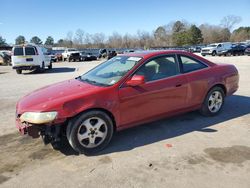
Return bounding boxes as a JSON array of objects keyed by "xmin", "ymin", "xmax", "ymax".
[
  {"xmin": 165, "ymin": 144, "xmax": 173, "ymax": 148},
  {"xmin": 16, "ymin": 51, "xmax": 239, "ymax": 135}
]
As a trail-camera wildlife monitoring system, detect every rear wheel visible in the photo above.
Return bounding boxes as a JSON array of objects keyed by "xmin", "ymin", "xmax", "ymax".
[
  {"xmin": 16, "ymin": 69, "xmax": 22, "ymax": 74},
  {"xmin": 200, "ymin": 86, "xmax": 225, "ymax": 116},
  {"xmin": 48, "ymin": 62, "xmax": 52, "ymax": 70},
  {"xmin": 40, "ymin": 62, "xmax": 45, "ymax": 72},
  {"xmin": 66, "ymin": 110, "xmax": 114, "ymax": 155}
]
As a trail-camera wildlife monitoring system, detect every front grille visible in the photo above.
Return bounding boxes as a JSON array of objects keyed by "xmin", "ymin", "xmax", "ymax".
[{"xmin": 202, "ymin": 50, "xmax": 210, "ymax": 52}]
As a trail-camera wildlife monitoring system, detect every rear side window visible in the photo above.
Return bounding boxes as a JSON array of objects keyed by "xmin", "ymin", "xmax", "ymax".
[
  {"xmin": 14, "ymin": 47, "xmax": 24, "ymax": 56},
  {"xmin": 179, "ymin": 55, "xmax": 207, "ymax": 73},
  {"xmin": 25, "ymin": 47, "xmax": 36, "ymax": 55}
]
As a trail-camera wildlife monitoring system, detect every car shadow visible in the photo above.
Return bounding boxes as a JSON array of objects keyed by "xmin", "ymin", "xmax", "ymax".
[
  {"xmin": 58, "ymin": 95, "xmax": 250, "ymax": 156},
  {"xmin": 23, "ymin": 67, "xmax": 76, "ymax": 75}
]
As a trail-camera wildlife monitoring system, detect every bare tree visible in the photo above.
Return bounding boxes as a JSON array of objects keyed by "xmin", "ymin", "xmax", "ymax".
[
  {"xmin": 122, "ymin": 33, "xmax": 134, "ymax": 48},
  {"xmin": 220, "ymin": 15, "xmax": 242, "ymax": 30},
  {"xmin": 74, "ymin": 29, "xmax": 85, "ymax": 45},
  {"xmin": 91, "ymin": 33, "xmax": 106, "ymax": 48},
  {"xmin": 108, "ymin": 32, "xmax": 123, "ymax": 48},
  {"xmin": 137, "ymin": 30, "xmax": 153, "ymax": 49},
  {"xmin": 66, "ymin": 31, "xmax": 73, "ymax": 41},
  {"xmin": 84, "ymin": 33, "xmax": 92, "ymax": 48}
]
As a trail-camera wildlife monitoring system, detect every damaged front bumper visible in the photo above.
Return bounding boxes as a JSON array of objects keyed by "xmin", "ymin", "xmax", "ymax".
[
  {"xmin": 15, "ymin": 118, "xmax": 65, "ymax": 141},
  {"xmin": 16, "ymin": 119, "xmax": 40, "ymax": 138}
]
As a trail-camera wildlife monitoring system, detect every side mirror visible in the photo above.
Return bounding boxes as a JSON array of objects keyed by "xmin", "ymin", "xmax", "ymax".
[{"xmin": 126, "ymin": 75, "xmax": 145, "ymax": 87}]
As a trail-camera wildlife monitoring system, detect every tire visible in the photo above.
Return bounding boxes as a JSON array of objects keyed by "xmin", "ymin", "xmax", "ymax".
[
  {"xmin": 66, "ymin": 110, "xmax": 114, "ymax": 155},
  {"xmin": 212, "ymin": 51, "xmax": 216, "ymax": 56},
  {"xmin": 48, "ymin": 62, "xmax": 52, "ymax": 70},
  {"xmin": 200, "ymin": 86, "xmax": 225, "ymax": 116},
  {"xmin": 40, "ymin": 62, "xmax": 45, "ymax": 72},
  {"xmin": 16, "ymin": 69, "xmax": 22, "ymax": 74}
]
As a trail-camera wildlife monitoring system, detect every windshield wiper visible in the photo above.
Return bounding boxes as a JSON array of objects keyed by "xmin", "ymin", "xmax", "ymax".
[{"xmin": 80, "ymin": 77, "xmax": 108, "ymax": 87}]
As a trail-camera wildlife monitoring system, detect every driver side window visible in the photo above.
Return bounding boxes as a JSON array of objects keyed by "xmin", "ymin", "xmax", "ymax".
[{"xmin": 135, "ymin": 55, "xmax": 179, "ymax": 82}]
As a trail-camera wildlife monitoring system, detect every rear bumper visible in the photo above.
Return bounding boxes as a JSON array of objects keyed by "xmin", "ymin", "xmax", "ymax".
[{"xmin": 13, "ymin": 65, "xmax": 40, "ymax": 70}]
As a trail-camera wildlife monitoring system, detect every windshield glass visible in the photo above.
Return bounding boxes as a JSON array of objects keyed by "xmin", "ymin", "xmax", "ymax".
[
  {"xmin": 80, "ymin": 56, "xmax": 142, "ymax": 86},
  {"xmin": 208, "ymin": 44, "xmax": 217, "ymax": 47}
]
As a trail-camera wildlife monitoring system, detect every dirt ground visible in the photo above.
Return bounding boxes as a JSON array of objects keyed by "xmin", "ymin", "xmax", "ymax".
[{"xmin": 0, "ymin": 55, "xmax": 250, "ymax": 188}]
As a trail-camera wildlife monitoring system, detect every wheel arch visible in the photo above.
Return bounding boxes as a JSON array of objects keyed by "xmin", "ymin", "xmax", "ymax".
[
  {"xmin": 209, "ymin": 83, "xmax": 227, "ymax": 95},
  {"xmin": 69, "ymin": 107, "xmax": 117, "ymax": 132},
  {"xmin": 201, "ymin": 83, "xmax": 227, "ymax": 104}
]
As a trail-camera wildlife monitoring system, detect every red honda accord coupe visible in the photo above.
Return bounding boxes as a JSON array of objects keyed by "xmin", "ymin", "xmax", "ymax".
[{"xmin": 16, "ymin": 50, "xmax": 239, "ymax": 154}]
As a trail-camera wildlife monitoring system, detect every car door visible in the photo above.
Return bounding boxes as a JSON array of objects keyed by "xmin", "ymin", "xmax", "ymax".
[
  {"xmin": 217, "ymin": 44, "xmax": 223, "ymax": 52},
  {"xmin": 118, "ymin": 54, "xmax": 188, "ymax": 126},
  {"xmin": 177, "ymin": 54, "xmax": 211, "ymax": 107}
]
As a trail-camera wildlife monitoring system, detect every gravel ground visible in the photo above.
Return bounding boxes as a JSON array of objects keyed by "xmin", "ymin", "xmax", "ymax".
[{"xmin": 0, "ymin": 55, "xmax": 250, "ymax": 188}]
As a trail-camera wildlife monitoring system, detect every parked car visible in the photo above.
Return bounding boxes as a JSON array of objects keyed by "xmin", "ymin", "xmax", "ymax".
[
  {"xmin": 201, "ymin": 42, "xmax": 232, "ymax": 56},
  {"xmin": 68, "ymin": 52, "xmax": 81, "ymax": 62},
  {"xmin": 107, "ymin": 50, "xmax": 117, "ymax": 59},
  {"xmin": 12, "ymin": 44, "xmax": 52, "ymax": 74},
  {"xmin": 217, "ymin": 45, "xmax": 246, "ymax": 56},
  {"xmin": 15, "ymin": 50, "xmax": 239, "ymax": 155},
  {"xmin": 0, "ymin": 51, "xmax": 11, "ymax": 65},
  {"xmin": 48, "ymin": 52, "xmax": 57, "ymax": 62},
  {"xmin": 81, "ymin": 52, "xmax": 98, "ymax": 61},
  {"xmin": 99, "ymin": 49, "xmax": 107, "ymax": 58},
  {"xmin": 50, "ymin": 50, "xmax": 64, "ymax": 62},
  {"xmin": 55, "ymin": 52, "xmax": 63, "ymax": 61},
  {"xmin": 188, "ymin": 46, "xmax": 201, "ymax": 53},
  {"xmin": 244, "ymin": 45, "xmax": 250, "ymax": 56},
  {"xmin": 123, "ymin": 49, "xmax": 135, "ymax": 53},
  {"xmin": 62, "ymin": 48, "xmax": 78, "ymax": 61}
]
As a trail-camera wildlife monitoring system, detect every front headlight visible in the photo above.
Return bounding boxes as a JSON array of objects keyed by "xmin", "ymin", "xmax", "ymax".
[{"xmin": 20, "ymin": 111, "xmax": 57, "ymax": 124}]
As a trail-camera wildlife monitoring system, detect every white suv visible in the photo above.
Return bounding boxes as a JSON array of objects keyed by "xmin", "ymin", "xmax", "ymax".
[
  {"xmin": 201, "ymin": 42, "xmax": 232, "ymax": 56},
  {"xmin": 12, "ymin": 44, "xmax": 52, "ymax": 74}
]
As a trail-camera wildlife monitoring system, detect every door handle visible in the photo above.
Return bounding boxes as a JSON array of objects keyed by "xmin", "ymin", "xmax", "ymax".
[{"xmin": 176, "ymin": 83, "xmax": 182, "ymax": 87}]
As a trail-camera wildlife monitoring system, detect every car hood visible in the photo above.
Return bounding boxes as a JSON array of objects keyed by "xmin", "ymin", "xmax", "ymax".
[
  {"xmin": 17, "ymin": 79, "xmax": 102, "ymax": 113},
  {"xmin": 202, "ymin": 47, "xmax": 215, "ymax": 50}
]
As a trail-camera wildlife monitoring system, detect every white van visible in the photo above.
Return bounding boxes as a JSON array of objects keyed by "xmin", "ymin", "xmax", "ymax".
[
  {"xmin": 12, "ymin": 44, "xmax": 52, "ymax": 74},
  {"xmin": 201, "ymin": 42, "xmax": 232, "ymax": 56}
]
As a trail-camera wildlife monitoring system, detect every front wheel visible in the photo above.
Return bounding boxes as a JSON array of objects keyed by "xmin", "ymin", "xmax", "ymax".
[
  {"xmin": 16, "ymin": 69, "xmax": 22, "ymax": 74},
  {"xmin": 200, "ymin": 87, "xmax": 225, "ymax": 116},
  {"xmin": 66, "ymin": 111, "xmax": 114, "ymax": 155},
  {"xmin": 212, "ymin": 51, "xmax": 217, "ymax": 56}
]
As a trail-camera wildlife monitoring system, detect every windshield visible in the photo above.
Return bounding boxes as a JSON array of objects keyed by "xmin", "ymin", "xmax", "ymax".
[
  {"xmin": 208, "ymin": 44, "xmax": 217, "ymax": 47},
  {"xmin": 80, "ymin": 56, "xmax": 142, "ymax": 86},
  {"xmin": 68, "ymin": 49, "xmax": 77, "ymax": 52}
]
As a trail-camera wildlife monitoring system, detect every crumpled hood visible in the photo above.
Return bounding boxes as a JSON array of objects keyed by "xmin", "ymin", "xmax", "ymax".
[{"xmin": 17, "ymin": 79, "xmax": 102, "ymax": 113}]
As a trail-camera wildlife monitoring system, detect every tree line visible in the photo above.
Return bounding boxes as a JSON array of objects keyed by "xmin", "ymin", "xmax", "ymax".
[{"xmin": 1, "ymin": 15, "xmax": 249, "ymax": 49}]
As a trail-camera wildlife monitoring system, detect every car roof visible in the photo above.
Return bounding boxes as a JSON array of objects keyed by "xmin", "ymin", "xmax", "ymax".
[
  {"xmin": 119, "ymin": 50, "xmax": 216, "ymax": 67},
  {"xmin": 120, "ymin": 50, "xmax": 188, "ymax": 59}
]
